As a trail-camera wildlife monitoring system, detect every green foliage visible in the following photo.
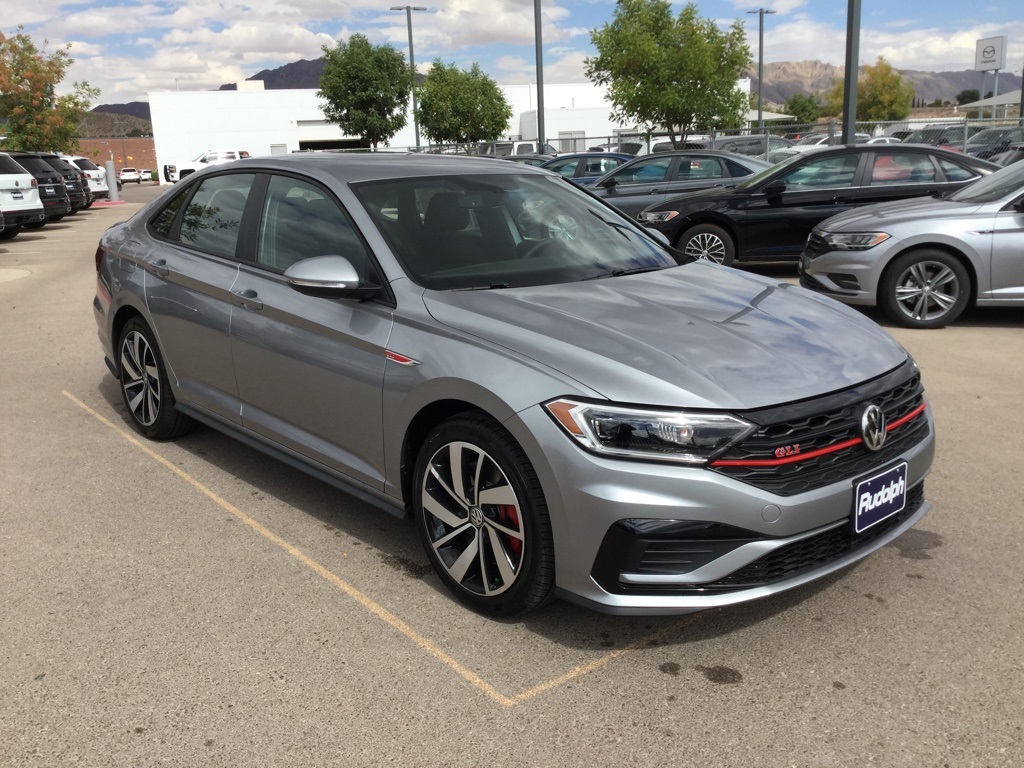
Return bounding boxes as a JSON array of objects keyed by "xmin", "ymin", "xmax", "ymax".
[
  {"xmin": 0, "ymin": 27, "xmax": 99, "ymax": 152},
  {"xmin": 318, "ymin": 33, "xmax": 409, "ymax": 148},
  {"xmin": 416, "ymin": 61, "xmax": 513, "ymax": 148},
  {"xmin": 955, "ymin": 89, "xmax": 980, "ymax": 106},
  {"xmin": 824, "ymin": 57, "xmax": 914, "ymax": 121},
  {"xmin": 784, "ymin": 93, "xmax": 821, "ymax": 124},
  {"xmin": 584, "ymin": 0, "xmax": 750, "ymax": 144}
]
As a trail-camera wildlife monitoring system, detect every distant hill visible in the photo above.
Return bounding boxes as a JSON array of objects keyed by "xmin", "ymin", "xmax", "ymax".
[{"xmin": 91, "ymin": 60, "xmax": 1022, "ymax": 118}]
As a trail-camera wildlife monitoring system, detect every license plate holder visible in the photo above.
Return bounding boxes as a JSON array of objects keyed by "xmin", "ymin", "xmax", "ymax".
[{"xmin": 853, "ymin": 462, "xmax": 907, "ymax": 533}]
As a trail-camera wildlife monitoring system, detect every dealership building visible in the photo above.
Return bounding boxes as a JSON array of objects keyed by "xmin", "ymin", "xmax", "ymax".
[{"xmin": 148, "ymin": 78, "xmax": 753, "ymax": 182}]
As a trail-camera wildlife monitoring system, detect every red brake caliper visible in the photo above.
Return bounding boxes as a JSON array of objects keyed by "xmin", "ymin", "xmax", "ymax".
[{"xmin": 498, "ymin": 505, "xmax": 522, "ymax": 559}]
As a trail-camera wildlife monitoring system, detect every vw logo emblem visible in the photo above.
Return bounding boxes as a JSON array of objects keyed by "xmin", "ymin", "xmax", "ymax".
[{"xmin": 860, "ymin": 404, "xmax": 887, "ymax": 452}]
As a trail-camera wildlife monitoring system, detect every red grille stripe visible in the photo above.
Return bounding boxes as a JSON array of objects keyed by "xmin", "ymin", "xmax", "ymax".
[{"xmin": 710, "ymin": 402, "xmax": 927, "ymax": 468}]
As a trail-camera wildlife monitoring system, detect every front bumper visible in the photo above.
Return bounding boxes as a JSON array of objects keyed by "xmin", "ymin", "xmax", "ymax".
[{"xmin": 513, "ymin": 370, "xmax": 935, "ymax": 615}]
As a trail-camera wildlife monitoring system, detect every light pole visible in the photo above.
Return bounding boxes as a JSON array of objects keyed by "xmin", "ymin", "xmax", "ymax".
[
  {"xmin": 747, "ymin": 8, "xmax": 776, "ymax": 132},
  {"xmin": 391, "ymin": 5, "xmax": 427, "ymax": 149}
]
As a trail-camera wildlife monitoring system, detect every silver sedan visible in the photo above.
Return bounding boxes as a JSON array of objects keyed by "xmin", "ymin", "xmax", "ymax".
[
  {"xmin": 94, "ymin": 153, "xmax": 934, "ymax": 616},
  {"xmin": 800, "ymin": 160, "xmax": 1024, "ymax": 328}
]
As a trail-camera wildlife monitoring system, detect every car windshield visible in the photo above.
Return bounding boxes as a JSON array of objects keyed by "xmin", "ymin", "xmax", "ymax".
[
  {"xmin": 966, "ymin": 127, "xmax": 1012, "ymax": 145},
  {"xmin": 796, "ymin": 134, "xmax": 828, "ymax": 145},
  {"xmin": 353, "ymin": 173, "xmax": 679, "ymax": 290},
  {"xmin": 947, "ymin": 161, "xmax": 1024, "ymax": 204},
  {"xmin": 734, "ymin": 152, "xmax": 806, "ymax": 189}
]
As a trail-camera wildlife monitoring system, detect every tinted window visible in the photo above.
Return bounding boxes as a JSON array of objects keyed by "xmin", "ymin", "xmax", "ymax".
[
  {"xmin": 938, "ymin": 159, "xmax": 977, "ymax": 183},
  {"xmin": 72, "ymin": 158, "xmax": 101, "ymax": 171},
  {"xmin": 677, "ymin": 157, "xmax": 724, "ymax": 180},
  {"xmin": 150, "ymin": 192, "xmax": 187, "ymax": 238},
  {"xmin": 178, "ymin": 174, "xmax": 255, "ymax": 258},
  {"xmin": 613, "ymin": 157, "xmax": 672, "ymax": 184},
  {"xmin": 868, "ymin": 153, "xmax": 937, "ymax": 185},
  {"xmin": 257, "ymin": 175, "xmax": 368, "ymax": 273},
  {"xmin": 780, "ymin": 154, "xmax": 860, "ymax": 189},
  {"xmin": 546, "ymin": 158, "xmax": 580, "ymax": 178},
  {"xmin": 0, "ymin": 154, "xmax": 29, "ymax": 174}
]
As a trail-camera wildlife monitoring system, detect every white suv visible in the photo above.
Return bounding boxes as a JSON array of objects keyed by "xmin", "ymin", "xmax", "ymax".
[
  {"xmin": 0, "ymin": 152, "xmax": 46, "ymax": 240},
  {"xmin": 63, "ymin": 155, "xmax": 110, "ymax": 201},
  {"xmin": 162, "ymin": 149, "xmax": 251, "ymax": 183}
]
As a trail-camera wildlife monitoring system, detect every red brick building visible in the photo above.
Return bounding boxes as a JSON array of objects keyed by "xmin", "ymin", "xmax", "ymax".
[{"xmin": 75, "ymin": 137, "xmax": 158, "ymax": 178}]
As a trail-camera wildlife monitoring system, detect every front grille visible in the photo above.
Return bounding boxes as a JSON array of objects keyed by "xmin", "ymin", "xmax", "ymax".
[
  {"xmin": 592, "ymin": 483, "xmax": 925, "ymax": 596},
  {"xmin": 803, "ymin": 231, "xmax": 830, "ymax": 259},
  {"xmin": 709, "ymin": 361, "xmax": 929, "ymax": 496}
]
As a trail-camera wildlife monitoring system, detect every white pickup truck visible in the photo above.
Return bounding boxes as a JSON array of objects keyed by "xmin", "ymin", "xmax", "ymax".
[{"xmin": 162, "ymin": 149, "xmax": 251, "ymax": 183}]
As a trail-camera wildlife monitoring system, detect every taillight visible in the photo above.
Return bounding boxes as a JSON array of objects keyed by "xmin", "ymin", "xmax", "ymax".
[
  {"xmin": 95, "ymin": 245, "xmax": 105, "ymax": 272},
  {"xmin": 30, "ymin": 178, "xmax": 38, "ymax": 188}
]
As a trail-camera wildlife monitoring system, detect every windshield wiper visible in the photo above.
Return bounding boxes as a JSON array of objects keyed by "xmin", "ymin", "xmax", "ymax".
[
  {"xmin": 582, "ymin": 265, "xmax": 666, "ymax": 281},
  {"xmin": 455, "ymin": 283, "xmax": 512, "ymax": 290}
]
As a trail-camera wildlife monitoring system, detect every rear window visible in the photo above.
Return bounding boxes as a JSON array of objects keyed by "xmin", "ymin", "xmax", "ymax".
[
  {"xmin": 72, "ymin": 158, "xmax": 101, "ymax": 171},
  {"xmin": 10, "ymin": 156, "xmax": 55, "ymax": 176},
  {"xmin": 0, "ymin": 155, "xmax": 29, "ymax": 174}
]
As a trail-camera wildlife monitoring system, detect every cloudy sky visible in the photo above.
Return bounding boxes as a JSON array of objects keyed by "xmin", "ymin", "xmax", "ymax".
[{"xmin": 7, "ymin": 0, "xmax": 1024, "ymax": 105}]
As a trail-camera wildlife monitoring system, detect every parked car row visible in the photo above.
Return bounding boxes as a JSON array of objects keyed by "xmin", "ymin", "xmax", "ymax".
[{"xmin": 0, "ymin": 151, "xmax": 110, "ymax": 241}]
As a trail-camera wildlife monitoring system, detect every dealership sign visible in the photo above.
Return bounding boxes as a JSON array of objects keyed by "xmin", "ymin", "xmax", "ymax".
[{"xmin": 975, "ymin": 36, "xmax": 1007, "ymax": 71}]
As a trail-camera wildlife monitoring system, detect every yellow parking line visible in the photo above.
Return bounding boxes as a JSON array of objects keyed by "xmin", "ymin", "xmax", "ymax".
[{"xmin": 64, "ymin": 390, "xmax": 693, "ymax": 706}]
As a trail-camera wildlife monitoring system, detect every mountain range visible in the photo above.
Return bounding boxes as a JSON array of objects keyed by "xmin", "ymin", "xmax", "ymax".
[{"xmin": 93, "ymin": 60, "xmax": 1023, "ymax": 122}]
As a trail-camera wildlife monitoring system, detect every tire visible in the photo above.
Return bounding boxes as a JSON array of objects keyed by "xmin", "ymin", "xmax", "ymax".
[
  {"xmin": 677, "ymin": 224, "xmax": 735, "ymax": 266},
  {"xmin": 879, "ymin": 249, "xmax": 970, "ymax": 329},
  {"xmin": 414, "ymin": 413, "xmax": 555, "ymax": 617},
  {"xmin": 0, "ymin": 224, "xmax": 22, "ymax": 241},
  {"xmin": 117, "ymin": 318, "xmax": 194, "ymax": 440}
]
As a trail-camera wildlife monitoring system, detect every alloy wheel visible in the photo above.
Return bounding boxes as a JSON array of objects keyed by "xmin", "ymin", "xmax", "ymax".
[
  {"xmin": 684, "ymin": 231, "xmax": 727, "ymax": 263},
  {"xmin": 120, "ymin": 330, "xmax": 162, "ymax": 427},
  {"xmin": 893, "ymin": 260, "xmax": 962, "ymax": 323},
  {"xmin": 420, "ymin": 441, "xmax": 526, "ymax": 597}
]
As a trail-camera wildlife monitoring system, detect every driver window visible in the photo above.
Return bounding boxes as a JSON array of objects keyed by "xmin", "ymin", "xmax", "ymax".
[
  {"xmin": 257, "ymin": 175, "xmax": 368, "ymax": 274},
  {"xmin": 780, "ymin": 155, "xmax": 860, "ymax": 190}
]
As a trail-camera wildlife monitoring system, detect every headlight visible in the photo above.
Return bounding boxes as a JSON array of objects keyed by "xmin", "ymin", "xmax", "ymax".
[
  {"xmin": 637, "ymin": 211, "xmax": 679, "ymax": 223},
  {"xmin": 822, "ymin": 232, "xmax": 890, "ymax": 251},
  {"xmin": 544, "ymin": 399, "xmax": 755, "ymax": 464}
]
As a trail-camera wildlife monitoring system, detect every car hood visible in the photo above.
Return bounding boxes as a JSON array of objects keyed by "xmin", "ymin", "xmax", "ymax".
[
  {"xmin": 817, "ymin": 195, "xmax": 986, "ymax": 232},
  {"xmin": 423, "ymin": 263, "xmax": 908, "ymax": 410}
]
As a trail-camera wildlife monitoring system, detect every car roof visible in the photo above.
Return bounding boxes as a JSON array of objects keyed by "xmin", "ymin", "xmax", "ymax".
[{"xmin": 224, "ymin": 152, "xmax": 551, "ymax": 184}]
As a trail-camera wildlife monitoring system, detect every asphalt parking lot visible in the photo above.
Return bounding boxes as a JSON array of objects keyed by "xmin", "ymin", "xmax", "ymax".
[{"xmin": 2, "ymin": 182, "xmax": 1022, "ymax": 767}]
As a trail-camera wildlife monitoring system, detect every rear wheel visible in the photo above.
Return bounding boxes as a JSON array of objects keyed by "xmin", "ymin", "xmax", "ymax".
[
  {"xmin": 414, "ymin": 413, "xmax": 555, "ymax": 617},
  {"xmin": 678, "ymin": 224, "xmax": 735, "ymax": 266},
  {"xmin": 118, "ymin": 318, "xmax": 193, "ymax": 439},
  {"xmin": 879, "ymin": 249, "xmax": 970, "ymax": 329},
  {"xmin": 0, "ymin": 224, "xmax": 22, "ymax": 241}
]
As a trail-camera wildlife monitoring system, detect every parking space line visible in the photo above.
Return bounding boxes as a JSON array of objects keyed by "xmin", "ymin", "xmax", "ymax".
[{"xmin": 64, "ymin": 390, "xmax": 694, "ymax": 706}]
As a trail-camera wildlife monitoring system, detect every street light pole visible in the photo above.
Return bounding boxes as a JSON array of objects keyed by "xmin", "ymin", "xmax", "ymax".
[
  {"xmin": 747, "ymin": 8, "xmax": 775, "ymax": 133},
  {"xmin": 390, "ymin": 5, "xmax": 427, "ymax": 149}
]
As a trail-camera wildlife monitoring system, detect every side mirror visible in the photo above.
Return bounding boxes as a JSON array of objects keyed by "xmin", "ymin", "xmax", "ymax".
[
  {"xmin": 284, "ymin": 255, "xmax": 379, "ymax": 300},
  {"xmin": 598, "ymin": 176, "xmax": 618, "ymax": 189},
  {"xmin": 763, "ymin": 180, "xmax": 786, "ymax": 197}
]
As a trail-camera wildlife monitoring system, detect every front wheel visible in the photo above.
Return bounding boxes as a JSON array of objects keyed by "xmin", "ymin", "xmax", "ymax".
[
  {"xmin": 879, "ymin": 250, "xmax": 970, "ymax": 329},
  {"xmin": 414, "ymin": 413, "xmax": 555, "ymax": 617},
  {"xmin": 118, "ymin": 318, "xmax": 193, "ymax": 439},
  {"xmin": 677, "ymin": 224, "xmax": 735, "ymax": 266}
]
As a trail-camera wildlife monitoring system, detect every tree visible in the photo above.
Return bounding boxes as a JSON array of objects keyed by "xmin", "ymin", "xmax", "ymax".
[
  {"xmin": 318, "ymin": 33, "xmax": 409, "ymax": 148},
  {"xmin": 823, "ymin": 57, "xmax": 914, "ymax": 121},
  {"xmin": 416, "ymin": 61, "xmax": 513, "ymax": 149},
  {"xmin": 784, "ymin": 93, "xmax": 821, "ymax": 125},
  {"xmin": 955, "ymin": 89, "xmax": 980, "ymax": 106},
  {"xmin": 585, "ymin": 0, "xmax": 750, "ymax": 145},
  {"xmin": 0, "ymin": 27, "xmax": 99, "ymax": 152}
]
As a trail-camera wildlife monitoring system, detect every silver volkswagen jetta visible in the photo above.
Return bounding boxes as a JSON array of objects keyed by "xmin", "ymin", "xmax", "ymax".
[{"xmin": 93, "ymin": 153, "xmax": 934, "ymax": 616}]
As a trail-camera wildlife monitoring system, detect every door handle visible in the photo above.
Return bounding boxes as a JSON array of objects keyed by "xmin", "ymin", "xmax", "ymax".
[
  {"xmin": 231, "ymin": 289, "xmax": 263, "ymax": 311},
  {"xmin": 144, "ymin": 258, "xmax": 169, "ymax": 277}
]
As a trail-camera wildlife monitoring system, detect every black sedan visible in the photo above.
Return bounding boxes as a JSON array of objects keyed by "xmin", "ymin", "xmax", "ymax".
[
  {"xmin": 588, "ymin": 150, "xmax": 771, "ymax": 217},
  {"xmin": 638, "ymin": 144, "xmax": 999, "ymax": 265}
]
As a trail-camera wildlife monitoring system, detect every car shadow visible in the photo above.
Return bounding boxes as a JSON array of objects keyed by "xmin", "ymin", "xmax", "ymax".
[{"xmin": 94, "ymin": 372, "xmax": 871, "ymax": 652}]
